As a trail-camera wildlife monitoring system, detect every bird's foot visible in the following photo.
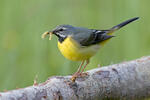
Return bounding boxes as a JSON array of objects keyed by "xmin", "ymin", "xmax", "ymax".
[
  {"xmin": 78, "ymin": 72, "xmax": 88, "ymax": 77},
  {"xmin": 71, "ymin": 72, "xmax": 81, "ymax": 82},
  {"xmin": 71, "ymin": 76, "xmax": 76, "ymax": 82},
  {"xmin": 71, "ymin": 72, "xmax": 88, "ymax": 82}
]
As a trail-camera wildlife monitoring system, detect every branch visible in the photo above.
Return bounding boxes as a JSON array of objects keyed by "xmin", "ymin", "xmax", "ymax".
[{"xmin": 1, "ymin": 56, "xmax": 150, "ymax": 100}]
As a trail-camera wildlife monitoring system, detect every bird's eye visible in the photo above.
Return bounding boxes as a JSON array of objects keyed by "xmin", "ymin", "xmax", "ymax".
[
  {"xmin": 59, "ymin": 29, "xmax": 64, "ymax": 31},
  {"xmin": 59, "ymin": 28, "xmax": 64, "ymax": 31},
  {"xmin": 59, "ymin": 27, "xmax": 67, "ymax": 32}
]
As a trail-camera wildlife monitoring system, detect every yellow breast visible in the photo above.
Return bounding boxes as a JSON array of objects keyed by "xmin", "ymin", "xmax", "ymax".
[{"xmin": 58, "ymin": 36, "xmax": 100, "ymax": 61}]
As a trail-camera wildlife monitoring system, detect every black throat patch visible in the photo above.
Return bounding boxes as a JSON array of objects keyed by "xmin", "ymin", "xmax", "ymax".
[{"xmin": 58, "ymin": 36, "xmax": 67, "ymax": 43}]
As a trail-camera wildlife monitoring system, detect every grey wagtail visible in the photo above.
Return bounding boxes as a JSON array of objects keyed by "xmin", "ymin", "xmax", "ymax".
[{"xmin": 42, "ymin": 17, "xmax": 139, "ymax": 81}]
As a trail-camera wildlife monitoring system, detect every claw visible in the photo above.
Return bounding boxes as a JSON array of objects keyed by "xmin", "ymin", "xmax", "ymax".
[
  {"xmin": 79, "ymin": 72, "xmax": 88, "ymax": 77},
  {"xmin": 71, "ymin": 72, "xmax": 80, "ymax": 82},
  {"xmin": 71, "ymin": 76, "xmax": 77, "ymax": 82}
]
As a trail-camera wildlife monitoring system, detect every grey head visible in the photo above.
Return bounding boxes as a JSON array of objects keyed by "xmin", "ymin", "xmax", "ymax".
[
  {"xmin": 52, "ymin": 25, "xmax": 75, "ymax": 39},
  {"xmin": 52, "ymin": 24, "xmax": 95, "ymax": 45}
]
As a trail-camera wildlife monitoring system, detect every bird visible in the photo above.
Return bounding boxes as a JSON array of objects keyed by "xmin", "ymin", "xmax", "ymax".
[{"xmin": 42, "ymin": 17, "xmax": 139, "ymax": 81}]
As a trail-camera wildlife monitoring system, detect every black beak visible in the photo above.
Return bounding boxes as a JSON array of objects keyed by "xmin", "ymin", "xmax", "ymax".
[{"xmin": 52, "ymin": 29, "xmax": 60, "ymax": 35}]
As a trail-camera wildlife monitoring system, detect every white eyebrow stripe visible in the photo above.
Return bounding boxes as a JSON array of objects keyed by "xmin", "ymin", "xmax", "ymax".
[
  {"xmin": 62, "ymin": 27, "xmax": 67, "ymax": 30},
  {"xmin": 95, "ymin": 30, "xmax": 102, "ymax": 34},
  {"xmin": 59, "ymin": 34, "xmax": 66, "ymax": 38},
  {"xmin": 92, "ymin": 29, "xmax": 102, "ymax": 34}
]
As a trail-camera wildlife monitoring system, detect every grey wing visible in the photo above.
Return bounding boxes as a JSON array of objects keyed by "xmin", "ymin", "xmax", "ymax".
[{"xmin": 79, "ymin": 29, "xmax": 114, "ymax": 46}]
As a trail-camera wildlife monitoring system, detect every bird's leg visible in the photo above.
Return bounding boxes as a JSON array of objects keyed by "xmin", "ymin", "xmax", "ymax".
[
  {"xmin": 80, "ymin": 59, "xmax": 89, "ymax": 74},
  {"xmin": 71, "ymin": 61, "xmax": 85, "ymax": 82},
  {"xmin": 74, "ymin": 61, "xmax": 85, "ymax": 75}
]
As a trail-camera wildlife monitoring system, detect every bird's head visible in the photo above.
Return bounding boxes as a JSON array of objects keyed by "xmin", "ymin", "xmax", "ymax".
[
  {"xmin": 42, "ymin": 24, "xmax": 92, "ymax": 45},
  {"xmin": 52, "ymin": 25, "xmax": 76, "ymax": 42},
  {"xmin": 42, "ymin": 25, "xmax": 76, "ymax": 42}
]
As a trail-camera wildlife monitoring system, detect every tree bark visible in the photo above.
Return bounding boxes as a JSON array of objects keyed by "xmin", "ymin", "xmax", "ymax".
[{"xmin": 1, "ymin": 56, "xmax": 150, "ymax": 100}]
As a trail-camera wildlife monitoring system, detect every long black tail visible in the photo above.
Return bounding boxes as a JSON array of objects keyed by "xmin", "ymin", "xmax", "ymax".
[{"xmin": 108, "ymin": 17, "xmax": 139, "ymax": 33}]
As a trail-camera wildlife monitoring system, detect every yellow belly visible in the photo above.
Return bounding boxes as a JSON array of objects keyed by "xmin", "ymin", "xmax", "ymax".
[{"xmin": 58, "ymin": 37, "xmax": 100, "ymax": 61}]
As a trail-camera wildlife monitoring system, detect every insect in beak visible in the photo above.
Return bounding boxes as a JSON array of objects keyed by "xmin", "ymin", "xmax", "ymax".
[{"xmin": 41, "ymin": 31, "xmax": 53, "ymax": 40}]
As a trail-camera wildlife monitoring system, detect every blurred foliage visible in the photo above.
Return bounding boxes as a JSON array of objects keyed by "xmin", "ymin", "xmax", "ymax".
[{"xmin": 0, "ymin": 0, "xmax": 150, "ymax": 91}]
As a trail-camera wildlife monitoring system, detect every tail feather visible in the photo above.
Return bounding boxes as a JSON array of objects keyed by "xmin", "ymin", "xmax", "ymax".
[{"xmin": 108, "ymin": 17, "xmax": 139, "ymax": 33}]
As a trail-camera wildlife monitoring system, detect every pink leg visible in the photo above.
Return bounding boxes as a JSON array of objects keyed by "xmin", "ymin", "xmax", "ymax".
[
  {"xmin": 71, "ymin": 61, "xmax": 85, "ymax": 82},
  {"xmin": 75, "ymin": 61, "xmax": 85, "ymax": 74},
  {"xmin": 80, "ymin": 59, "xmax": 89, "ymax": 73}
]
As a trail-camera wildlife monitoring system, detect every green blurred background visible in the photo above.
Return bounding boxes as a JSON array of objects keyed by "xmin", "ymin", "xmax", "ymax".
[{"xmin": 0, "ymin": 0, "xmax": 150, "ymax": 91}]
